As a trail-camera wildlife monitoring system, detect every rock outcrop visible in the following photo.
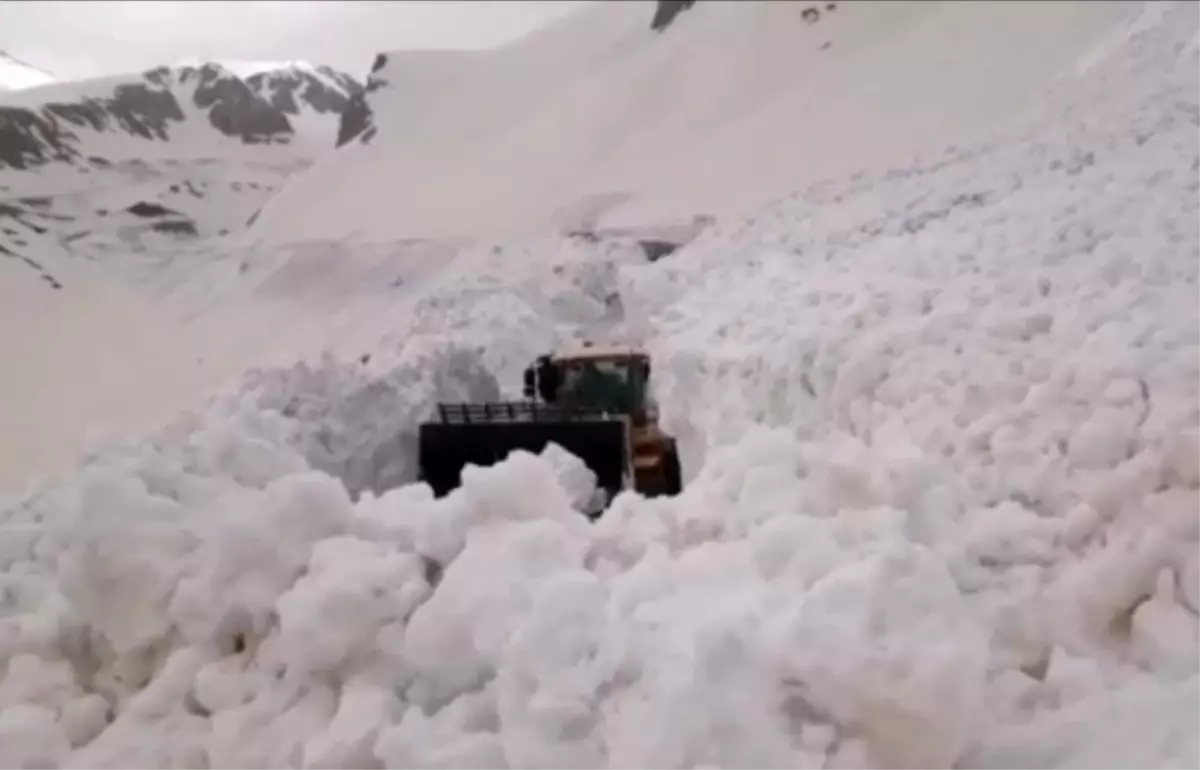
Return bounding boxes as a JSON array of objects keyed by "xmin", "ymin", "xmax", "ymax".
[
  {"xmin": 336, "ymin": 54, "xmax": 389, "ymax": 147},
  {"xmin": 651, "ymin": 0, "xmax": 699, "ymax": 32}
]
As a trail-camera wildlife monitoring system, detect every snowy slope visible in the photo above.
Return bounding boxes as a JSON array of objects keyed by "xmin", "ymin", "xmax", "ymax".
[
  {"xmin": 0, "ymin": 52, "xmax": 55, "ymax": 91},
  {"xmin": 0, "ymin": 0, "xmax": 1198, "ymax": 768},
  {"xmin": 252, "ymin": 0, "xmax": 1135, "ymax": 245},
  {"xmin": 334, "ymin": 49, "xmax": 482, "ymax": 149}
]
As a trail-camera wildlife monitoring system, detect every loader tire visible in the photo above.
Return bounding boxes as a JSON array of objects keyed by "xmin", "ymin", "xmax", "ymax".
[{"xmin": 662, "ymin": 441, "xmax": 682, "ymax": 496}]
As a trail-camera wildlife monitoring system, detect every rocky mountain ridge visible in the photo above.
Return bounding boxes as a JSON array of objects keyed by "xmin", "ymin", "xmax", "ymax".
[{"xmin": 0, "ymin": 62, "xmax": 363, "ymax": 170}]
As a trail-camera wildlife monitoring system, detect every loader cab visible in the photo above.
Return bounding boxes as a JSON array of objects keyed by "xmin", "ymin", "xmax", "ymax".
[{"xmin": 523, "ymin": 344, "xmax": 652, "ymax": 418}]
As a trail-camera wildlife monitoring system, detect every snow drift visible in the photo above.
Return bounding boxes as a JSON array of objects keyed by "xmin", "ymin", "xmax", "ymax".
[
  {"xmin": 251, "ymin": 0, "xmax": 1134, "ymax": 245},
  {"xmin": 1, "ymin": 0, "xmax": 1198, "ymax": 768}
]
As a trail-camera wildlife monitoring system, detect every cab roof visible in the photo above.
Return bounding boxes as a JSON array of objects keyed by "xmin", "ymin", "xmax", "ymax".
[{"xmin": 554, "ymin": 343, "xmax": 648, "ymax": 362}]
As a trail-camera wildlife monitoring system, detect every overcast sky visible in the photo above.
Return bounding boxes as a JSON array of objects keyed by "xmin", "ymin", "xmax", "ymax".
[{"xmin": 0, "ymin": 1, "xmax": 587, "ymax": 81}]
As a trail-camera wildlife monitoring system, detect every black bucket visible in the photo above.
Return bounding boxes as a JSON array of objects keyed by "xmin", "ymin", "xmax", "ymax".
[{"xmin": 417, "ymin": 402, "xmax": 628, "ymax": 503}]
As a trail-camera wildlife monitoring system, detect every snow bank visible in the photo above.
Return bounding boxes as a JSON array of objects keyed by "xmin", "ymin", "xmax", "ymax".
[
  {"xmin": 2, "ymin": 1, "xmax": 1198, "ymax": 768},
  {"xmin": 252, "ymin": 0, "xmax": 1131, "ymax": 246}
]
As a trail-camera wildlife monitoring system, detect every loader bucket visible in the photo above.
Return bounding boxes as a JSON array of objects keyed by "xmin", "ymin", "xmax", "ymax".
[{"xmin": 417, "ymin": 401, "xmax": 630, "ymax": 503}]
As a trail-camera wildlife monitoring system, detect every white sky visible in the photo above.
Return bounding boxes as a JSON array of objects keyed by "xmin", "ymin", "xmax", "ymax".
[{"xmin": 0, "ymin": 1, "xmax": 588, "ymax": 81}]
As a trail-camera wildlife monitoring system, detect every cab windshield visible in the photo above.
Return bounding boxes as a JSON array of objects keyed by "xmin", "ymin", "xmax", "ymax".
[
  {"xmin": 559, "ymin": 356, "xmax": 640, "ymax": 413},
  {"xmin": 590, "ymin": 358, "xmax": 630, "ymax": 382}
]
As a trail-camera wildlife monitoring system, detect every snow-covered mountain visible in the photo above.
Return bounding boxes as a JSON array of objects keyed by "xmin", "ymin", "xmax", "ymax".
[
  {"xmin": 1, "ymin": 1, "xmax": 1199, "ymax": 768},
  {"xmin": 0, "ymin": 51, "xmax": 55, "ymax": 91},
  {"xmin": 0, "ymin": 62, "xmax": 363, "ymax": 170},
  {"xmin": 0, "ymin": 62, "xmax": 363, "ymax": 273}
]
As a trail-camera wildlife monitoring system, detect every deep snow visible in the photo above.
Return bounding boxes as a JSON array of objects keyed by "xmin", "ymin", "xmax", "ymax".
[{"xmin": 1, "ymin": 0, "xmax": 1198, "ymax": 768}]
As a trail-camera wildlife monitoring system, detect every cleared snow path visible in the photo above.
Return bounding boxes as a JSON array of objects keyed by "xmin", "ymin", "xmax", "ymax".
[{"xmin": 0, "ymin": 2, "xmax": 1197, "ymax": 768}]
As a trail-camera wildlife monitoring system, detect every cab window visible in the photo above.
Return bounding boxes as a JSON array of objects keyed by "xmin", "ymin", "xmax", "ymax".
[{"xmin": 591, "ymin": 359, "xmax": 630, "ymax": 383}]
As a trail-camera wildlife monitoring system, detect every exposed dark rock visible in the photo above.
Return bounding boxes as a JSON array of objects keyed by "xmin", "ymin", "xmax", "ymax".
[
  {"xmin": 337, "ymin": 73, "xmax": 387, "ymax": 146},
  {"xmin": 246, "ymin": 65, "xmax": 363, "ymax": 122},
  {"xmin": 337, "ymin": 91, "xmax": 374, "ymax": 147},
  {"xmin": 651, "ymin": 0, "xmax": 698, "ymax": 32},
  {"xmin": 638, "ymin": 239, "xmax": 681, "ymax": 262},
  {"xmin": 0, "ymin": 243, "xmax": 62, "ymax": 289},
  {"xmin": 101, "ymin": 83, "xmax": 183, "ymax": 139},
  {"xmin": 0, "ymin": 62, "xmax": 362, "ymax": 169},
  {"xmin": 151, "ymin": 218, "xmax": 198, "ymax": 236},
  {"xmin": 566, "ymin": 229, "xmax": 686, "ymax": 263},
  {"xmin": 566, "ymin": 229, "xmax": 684, "ymax": 262},
  {"xmin": 143, "ymin": 66, "xmax": 172, "ymax": 87},
  {"xmin": 421, "ymin": 554, "xmax": 443, "ymax": 588},
  {"xmin": 0, "ymin": 81, "xmax": 181, "ymax": 169},
  {"xmin": 189, "ymin": 64, "xmax": 292, "ymax": 142},
  {"xmin": 126, "ymin": 201, "xmax": 179, "ymax": 218},
  {"xmin": 252, "ymin": 75, "xmax": 298, "ymax": 114},
  {"xmin": 802, "ymin": 7, "xmax": 821, "ymax": 23},
  {"xmin": 337, "ymin": 53, "xmax": 391, "ymax": 147},
  {"xmin": 0, "ymin": 107, "xmax": 78, "ymax": 168}
]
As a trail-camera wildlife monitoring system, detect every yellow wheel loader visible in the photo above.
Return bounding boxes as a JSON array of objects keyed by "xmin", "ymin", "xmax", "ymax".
[{"xmin": 417, "ymin": 343, "xmax": 682, "ymax": 513}]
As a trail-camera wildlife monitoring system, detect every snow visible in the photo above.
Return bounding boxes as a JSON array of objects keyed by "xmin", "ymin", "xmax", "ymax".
[
  {"xmin": 1, "ymin": 0, "xmax": 1198, "ymax": 767},
  {"xmin": 0, "ymin": 53, "xmax": 55, "ymax": 91},
  {"xmin": 189, "ymin": 60, "xmax": 337, "ymax": 79},
  {"xmin": 251, "ymin": 0, "xmax": 1135, "ymax": 246}
]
